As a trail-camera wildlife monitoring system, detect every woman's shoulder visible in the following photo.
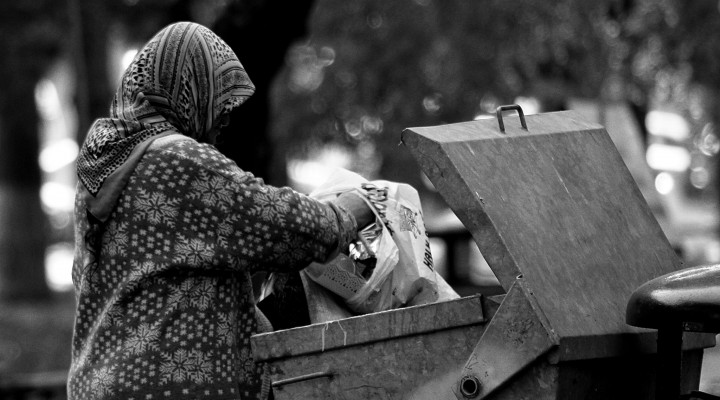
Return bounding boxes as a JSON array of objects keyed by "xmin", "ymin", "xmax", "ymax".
[{"xmin": 145, "ymin": 136, "xmax": 252, "ymax": 183}]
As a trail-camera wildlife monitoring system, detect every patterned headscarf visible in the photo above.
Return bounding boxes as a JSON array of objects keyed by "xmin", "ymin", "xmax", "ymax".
[{"xmin": 77, "ymin": 21, "xmax": 255, "ymax": 196}]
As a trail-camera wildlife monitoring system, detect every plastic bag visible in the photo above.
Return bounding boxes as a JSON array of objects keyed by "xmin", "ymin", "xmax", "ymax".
[
  {"xmin": 361, "ymin": 180, "xmax": 440, "ymax": 307},
  {"xmin": 304, "ymin": 168, "xmax": 457, "ymax": 314},
  {"xmin": 304, "ymin": 170, "xmax": 399, "ymax": 314}
]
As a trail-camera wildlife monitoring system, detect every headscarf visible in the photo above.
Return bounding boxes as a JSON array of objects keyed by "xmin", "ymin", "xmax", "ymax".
[{"xmin": 76, "ymin": 22, "xmax": 255, "ymax": 205}]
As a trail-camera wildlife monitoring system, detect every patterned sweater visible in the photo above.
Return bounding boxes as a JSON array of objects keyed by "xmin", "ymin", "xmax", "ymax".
[{"xmin": 69, "ymin": 139, "xmax": 355, "ymax": 399}]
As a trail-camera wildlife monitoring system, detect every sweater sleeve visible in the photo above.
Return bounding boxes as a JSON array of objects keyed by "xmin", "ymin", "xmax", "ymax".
[
  {"xmin": 218, "ymin": 173, "xmax": 359, "ymax": 273},
  {"xmin": 139, "ymin": 140, "xmax": 359, "ymax": 274}
]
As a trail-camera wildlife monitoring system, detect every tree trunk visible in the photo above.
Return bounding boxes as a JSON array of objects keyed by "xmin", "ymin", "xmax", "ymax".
[
  {"xmin": 74, "ymin": 0, "xmax": 113, "ymax": 143},
  {"xmin": 213, "ymin": 0, "xmax": 316, "ymax": 186},
  {"xmin": 0, "ymin": 1, "xmax": 67, "ymax": 300},
  {"xmin": 0, "ymin": 44, "xmax": 50, "ymax": 301}
]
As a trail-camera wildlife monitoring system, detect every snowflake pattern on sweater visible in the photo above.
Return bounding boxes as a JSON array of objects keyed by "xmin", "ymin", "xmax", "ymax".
[{"xmin": 69, "ymin": 139, "xmax": 354, "ymax": 399}]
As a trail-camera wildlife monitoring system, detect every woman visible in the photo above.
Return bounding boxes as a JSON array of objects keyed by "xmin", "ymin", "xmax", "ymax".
[{"xmin": 69, "ymin": 21, "xmax": 371, "ymax": 399}]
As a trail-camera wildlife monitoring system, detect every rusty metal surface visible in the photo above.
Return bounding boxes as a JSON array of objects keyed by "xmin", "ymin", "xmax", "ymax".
[
  {"xmin": 252, "ymin": 294, "xmax": 485, "ymax": 363},
  {"xmin": 258, "ymin": 297, "xmax": 491, "ymax": 400},
  {"xmin": 401, "ymin": 111, "xmax": 688, "ymax": 361},
  {"xmin": 455, "ymin": 280, "xmax": 558, "ymax": 399},
  {"xmin": 482, "ymin": 359, "xmax": 560, "ymax": 400}
]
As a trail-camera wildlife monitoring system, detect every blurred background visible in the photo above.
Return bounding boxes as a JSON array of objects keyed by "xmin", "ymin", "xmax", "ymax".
[{"xmin": 2, "ymin": 0, "xmax": 720, "ymax": 397}]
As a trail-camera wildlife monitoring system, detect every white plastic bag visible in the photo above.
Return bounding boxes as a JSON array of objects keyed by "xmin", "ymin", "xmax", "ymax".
[
  {"xmin": 304, "ymin": 169, "xmax": 398, "ymax": 314},
  {"xmin": 304, "ymin": 168, "xmax": 457, "ymax": 314},
  {"xmin": 364, "ymin": 180, "xmax": 441, "ymax": 307}
]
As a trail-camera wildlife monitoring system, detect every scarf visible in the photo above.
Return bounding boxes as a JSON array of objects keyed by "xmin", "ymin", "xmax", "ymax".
[{"xmin": 76, "ymin": 21, "xmax": 255, "ymax": 220}]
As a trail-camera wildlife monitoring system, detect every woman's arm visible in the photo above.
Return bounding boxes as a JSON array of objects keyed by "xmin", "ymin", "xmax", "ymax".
[
  {"xmin": 218, "ymin": 173, "xmax": 370, "ymax": 274},
  {"xmin": 153, "ymin": 141, "xmax": 372, "ymax": 274}
]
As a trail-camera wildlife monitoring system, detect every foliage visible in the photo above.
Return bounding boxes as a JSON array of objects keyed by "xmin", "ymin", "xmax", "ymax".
[
  {"xmin": 271, "ymin": 0, "xmax": 720, "ymax": 195},
  {"xmin": 272, "ymin": 0, "xmax": 616, "ymax": 189}
]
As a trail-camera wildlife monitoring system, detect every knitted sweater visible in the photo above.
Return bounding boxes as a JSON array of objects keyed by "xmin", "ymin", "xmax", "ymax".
[{"xmin": 68, "ymin": 139, "xmax": 355, "ymax": 399}]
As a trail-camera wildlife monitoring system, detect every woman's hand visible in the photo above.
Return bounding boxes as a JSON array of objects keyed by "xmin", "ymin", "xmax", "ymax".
[{"xmin": 334, "ymin": 192, "xmax": 374, "ymax": 230}]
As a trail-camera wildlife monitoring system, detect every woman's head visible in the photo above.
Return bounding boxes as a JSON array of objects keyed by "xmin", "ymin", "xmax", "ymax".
[
  {"xmin": 77, "ymin": 22, "xmax": 254, "ymax": 196},
  {"xmin": 112, "ymin": 21, "xmax": 254, "ymax": 141}
]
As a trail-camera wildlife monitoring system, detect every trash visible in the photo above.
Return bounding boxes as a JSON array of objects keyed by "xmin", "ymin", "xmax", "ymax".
[{"xmin": 304, "ymin": 168, "xmax": 458, "ymax": 315}]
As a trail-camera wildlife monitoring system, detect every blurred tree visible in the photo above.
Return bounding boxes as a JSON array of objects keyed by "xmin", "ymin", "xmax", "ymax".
[
  {"xmin": 0, "ymin": 1, "xmax": 67, "ymax": 300},
  {"xmin": 214, "ymin": 0, "xmax": 316, "ymax": 186},
  {"xmin": 594, "ymin": 0, "xmax": 720, "ymax": 204},
  {"xmin": 71, "ymin": 0, "xmax": 113, "ymax": 140},
  {"xmin": 271, "ymin": 0, "xmax": 621, "ymax": 199},
  {"xmin": 269, "ymin": 0, "xmax": 720, "ymax": 218},
  {"xmin": 650, "ymin": 0, "xmax": 720, "ymax": 202}
]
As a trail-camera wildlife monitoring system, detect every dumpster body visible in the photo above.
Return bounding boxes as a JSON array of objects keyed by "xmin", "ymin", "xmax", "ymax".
[
  {"xmin": 251, "ymin": 109, "xmax": 715, "ymax": 399},
  {"xmin": 252, "ymin": 294, "xmax": 499, "ymax": 399}
]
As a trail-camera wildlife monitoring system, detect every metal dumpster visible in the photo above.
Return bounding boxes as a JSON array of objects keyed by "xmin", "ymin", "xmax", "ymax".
[
  {"xmin": 252, "ymin": 294, "xmax": 500, "ymax": 399},
  {"xmin": 251, "ymin": 107, "xmax": 715, "ymax": 399}
]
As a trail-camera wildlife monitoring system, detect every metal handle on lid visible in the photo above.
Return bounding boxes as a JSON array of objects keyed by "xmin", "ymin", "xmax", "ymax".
[{"xmin": 496, "ymin": 104, "xmax": 528, "ymax": 133}]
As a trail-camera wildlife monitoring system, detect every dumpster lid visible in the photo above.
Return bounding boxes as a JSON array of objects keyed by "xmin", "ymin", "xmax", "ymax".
[{"xmin": 401, "ymin": 109, "xmax": 681, "ymax": 344}]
